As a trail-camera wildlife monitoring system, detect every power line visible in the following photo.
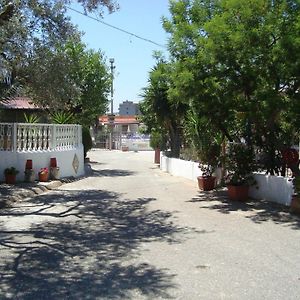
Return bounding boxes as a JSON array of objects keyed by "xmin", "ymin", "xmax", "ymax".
[{"xmin": 66, "ymin": 6, "xmax": 166, "ymax": 49}]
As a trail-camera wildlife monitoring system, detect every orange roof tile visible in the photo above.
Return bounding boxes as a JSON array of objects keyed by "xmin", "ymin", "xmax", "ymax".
[
  {"xmin": 99, "ymin": 115, "xmax": 140, "ymax": 125},
  {"xmin": 0, "ymin": 97, "xmax": 42, "ymax": 110}
]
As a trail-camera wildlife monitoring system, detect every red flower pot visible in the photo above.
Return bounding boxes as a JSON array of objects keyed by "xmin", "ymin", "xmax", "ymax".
[
  {"xmin": 50, "ymin": 158, "xmax": 57, "ymax": 168},
  {"xmin": 25, "ymin": 159, "xmax": 33, "ymax": 170},
  {"xmin": 154, "ymin": 148, "xmax": 160, "ymax": 164},
  {"xmin": 197, "ymin": 176, "xmax": 216, "ymax": 191},
  {"xmin": 227, "ymin": 185, "xmax": 249, "ymax": 201},
  {"xmin": 38, "ymin": 172, "xmax": 49, "ymax": 182},
  {"xmin": 290, "ymin": 195, "xmax": 300, "ymax": 214},
  {"xmin": 5, "ymin": 174, "xmax": 16, "ymax": 184}
]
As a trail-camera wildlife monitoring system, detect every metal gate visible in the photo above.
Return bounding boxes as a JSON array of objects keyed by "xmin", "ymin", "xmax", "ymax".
[{"xmin": 94, "ymin": 132, "xmax": 122, "ymax": 150}]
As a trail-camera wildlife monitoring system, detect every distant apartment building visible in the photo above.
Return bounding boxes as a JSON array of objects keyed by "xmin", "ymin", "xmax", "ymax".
[{"xmin": 119, "ymin": 100, "xmax": 140, "ymax": 116}]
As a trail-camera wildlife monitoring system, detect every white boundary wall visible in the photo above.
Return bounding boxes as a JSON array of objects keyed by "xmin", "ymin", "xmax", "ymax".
[
  {"xmin": 121, "ymin": 135, "xmax": 152, "ymax": 151},
  {"xmin": 160, "ymin": 155, "xmax": 201, "ymax": 181},
  {"xmin": 160, "ymin": 153, "xmax": 294, "ymax": 206},
  {"xmin": 0, "ymin": 123, "xmax": 84, "ymax": 181},
  {"xmin": 0, "ymin": 147, "xmax": 84, "ymax": 182},
  {"xmin": 249, "ymin": 174, "xmax": 293, "ymax": 206}
]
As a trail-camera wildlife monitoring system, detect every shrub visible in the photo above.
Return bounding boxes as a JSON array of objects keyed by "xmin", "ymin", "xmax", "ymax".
[
  {"xmin": 82, "ymin": 126, "xmax": 93, "ymax": 158},
  {"xmin": 150, "ymin": 131, "xmax": 166, "ymax": 150},
  {"xmin": 4, "ymin": 167, "xmax": 19, "ymax": 175}
]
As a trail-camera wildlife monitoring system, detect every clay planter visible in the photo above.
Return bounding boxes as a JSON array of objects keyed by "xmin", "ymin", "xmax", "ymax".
[
  {"xmin": 50, "ymin": 157, "xmax": 57, "ymax": 168},
  {"xmin": 290, "ymin": 195, "xmax": 300, "ymax": 215},
  {"xmin": 24, "ymin": 169, "xmax": 35, "ymax": 183},
  {"xmin": 50, "ymin": 167, "xmax": 60, "ymax": 180},
  {"xmin": 227, "ymin": 185, "xmax": 249, "ymax": 201},
  {"xmin": 5, "ymin": 174, "xmax": 16, "ymax": 184},
  {"xmin": 25, "ymin": 159, "xmax": 33, "ymax": 170},
  {"xmin": 197, "ymin": 176, "xmax": 216, "ymax": 191},
  {"xmin": 154, "ymin": 148, "xmax": 160, "ymax": 164},
  {"xmin": 38, "ymin": 172, "xmax": 49, "ymax": 182}
]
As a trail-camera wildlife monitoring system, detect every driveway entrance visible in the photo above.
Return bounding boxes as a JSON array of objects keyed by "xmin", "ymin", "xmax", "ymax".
[{"xmin": 0, "ymin": 150, "xmax": 300, "ymax": 299}]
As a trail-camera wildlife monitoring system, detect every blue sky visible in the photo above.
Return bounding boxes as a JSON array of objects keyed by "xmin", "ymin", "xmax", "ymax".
[{"xmin": 67, "ymin": 1, "xmax": 171, "ymax": 113}]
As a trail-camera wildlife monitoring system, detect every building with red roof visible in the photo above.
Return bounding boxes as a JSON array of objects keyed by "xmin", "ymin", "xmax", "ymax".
[
  {"xmin": 99, "ymin": 115, "xmax": 141, "ymax": 135},
  {"xmin": 0, "ymin": 97, "xmax": 46, "ymax": 122}
]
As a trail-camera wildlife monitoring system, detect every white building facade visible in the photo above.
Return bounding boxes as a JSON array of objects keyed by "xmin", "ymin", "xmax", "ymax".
[{"xmin": 119, "ymin": 100, "xmax": 140, "ymax": 116}]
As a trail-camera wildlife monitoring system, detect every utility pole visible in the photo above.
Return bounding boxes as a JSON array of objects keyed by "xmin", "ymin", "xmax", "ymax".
[
  {"xmin": 108, "ymin": 58, "xmax": 115, "ymax": 150},
  {"xmin": 109, "ymin": 58, "xmax": 115, "ymax": 114}
]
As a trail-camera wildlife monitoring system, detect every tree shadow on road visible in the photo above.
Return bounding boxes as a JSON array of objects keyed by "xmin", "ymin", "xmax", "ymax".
[
  {"xmin": 0, "ymin": 189, "xmax": 188, "ymax": 299},
  {"xmin": 188, "ymin": 189, "xmax": 300, "ymax": 230},
  {"xmin": 91, "ymin": 169, "xmax": 136, "ymax": 177}
]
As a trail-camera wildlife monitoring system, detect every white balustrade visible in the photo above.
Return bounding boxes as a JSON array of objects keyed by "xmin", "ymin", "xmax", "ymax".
[
  {"xmin": 0, "ymin": 123, "xmax": 82, "ymax": 152},
  {"xmin": 0, "ymin": 123, "xmax": 13, "ymax": 151}
]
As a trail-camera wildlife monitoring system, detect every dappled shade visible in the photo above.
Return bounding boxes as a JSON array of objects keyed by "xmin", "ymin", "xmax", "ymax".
[{"xmin": 0, "ymin": 189, "xmax": 188, "ymax": 299}]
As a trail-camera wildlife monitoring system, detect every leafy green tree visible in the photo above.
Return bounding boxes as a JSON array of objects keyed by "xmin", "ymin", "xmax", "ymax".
[
  {"xmin": 33, "ymin": 40, "xmax": 110, "ymax": 127},
  {"xmin": 63, "ymin": 40, "xmax": 110, "ymax": 127},
  {"xmin": 0, "ymin": 0, "xmax": 118, "ymax": 102},
  {"xmin": 140, "ymin": 56, "xmax": 188, "ymax": 157},
  {"xmin": 163, "ymin": 0, "xmax": 300, "ymax": 174}
]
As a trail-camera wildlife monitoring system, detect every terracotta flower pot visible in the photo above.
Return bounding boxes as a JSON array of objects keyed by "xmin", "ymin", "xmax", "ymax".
[
  {"xmin": 5, "ymin": 174, "xmax": 16, "ymax": 184},
  {"xmin": 24, "ymin": 169, "xmax": 35, "ymax": 183},
  {"xmin": 50, "ymin": 167, "xmax": 60, "ymax": 180},
  {"xmin": 50, "ymin": 157, "xmax": 57, "ymax": 168},
  {"xmin": 25, "ymin": 159, "xmax": 33, "ymax": 170},
  {"xmin": 290, "ymin": 195, "xmax": 300, "ymax": 214},
  {"xmin": 197, "ymin": 176, "xmax": 216, "ymax": 191},
  {"xmin": 227, "ymin": 185, "xmax": 249, "ymax": 201},
  {"xmin": 154, "ymin": 148, "xmax": 160, "ymax": 164},
  {"xmin": 38, "ymin": 172, "xmax": 49, "ymax": 182}
]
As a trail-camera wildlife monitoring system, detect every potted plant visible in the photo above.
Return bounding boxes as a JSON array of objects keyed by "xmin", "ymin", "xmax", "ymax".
[
  {"xmin": 24, "ymin": 159, "xmax": 35, "ymax": 182},
  {"xmin": 225, "ymin": 143, "xmax": 256, "ymax": 201},
  {"xmin": 197, "ymin": 142, "xmax": 221, "ymax": 191},
  {"xmin": 150, "ymin": 131, "xmax": 165, "ymax": 164},
  {"xmin": 50, "ymin": 158, "xmax": 60, "ymax": 180},
  {"xmin": 291, "ymin": 174, "xmax": 300, "ymax": 214},
  {"xmin": 38, "ymin": 167, "xmax": 49, "ymax": 182},
  {"xmin": 4, "ymin": 167, "xmax": 19, "ymax": 184}
]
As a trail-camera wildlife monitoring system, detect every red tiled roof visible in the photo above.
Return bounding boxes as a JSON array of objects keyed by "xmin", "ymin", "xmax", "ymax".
[
  {"xmin": 0, "ymin": 97, "xmax": 42, "ymax": 110},
  {"xmin": 99, "ymin": 115, "xmax": 140, "ymax": 125}
]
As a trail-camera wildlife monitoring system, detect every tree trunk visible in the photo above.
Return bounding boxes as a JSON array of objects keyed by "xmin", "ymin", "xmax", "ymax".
[{"xmin": 169, "ymin": 124, "xmax": 181, "ymax": 158}]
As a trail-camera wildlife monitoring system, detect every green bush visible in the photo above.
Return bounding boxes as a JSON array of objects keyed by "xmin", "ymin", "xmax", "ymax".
[
  {"xmin": 4, "ymin": 167, "xmax": 19, "ymax": 175},
  {"xmin": 150, "ymin": 131, "xmax": 164, "ymax": 149},
  {"xmin": 82, "ymin": 127, "xmax": 93, "ymax": 158},
  {"xmin": 51, "ymin": 111, "xmax": 74, "ymax": 124}
]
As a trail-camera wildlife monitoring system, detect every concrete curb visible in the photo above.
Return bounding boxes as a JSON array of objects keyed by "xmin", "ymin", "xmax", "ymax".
[
  {"xmin": 0, "ymin": 162, "xmax": 90, "ymax": 209},
  {"xmin": 0, "ymin": 180, "xmax": 63, "ymax": 208}
]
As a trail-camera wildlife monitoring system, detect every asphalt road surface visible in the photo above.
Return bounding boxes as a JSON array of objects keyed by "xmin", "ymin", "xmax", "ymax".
[{"xmin": 1, "ymin": 149, "xmax": 300, "ymax": 299}]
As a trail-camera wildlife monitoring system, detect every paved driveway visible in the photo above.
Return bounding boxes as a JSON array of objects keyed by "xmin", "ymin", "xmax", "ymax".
[{"xmin": 1, "ymin": 150, "xmax": 300, "ymax": 299}]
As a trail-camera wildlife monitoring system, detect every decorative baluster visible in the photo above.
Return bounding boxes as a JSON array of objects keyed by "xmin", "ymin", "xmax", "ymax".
[
  {"xmin": 63, "ymin": 126, "xmax": 66, "ymax": 149},
  {"xmin": 67, "ymin": 126, "xmax": 70, "ymax": 148},
  {"xmin": 43, "ymin": 126, "xmax": 47, "ymax": 150},
  {"xmin": 56, "ymin": 126, "xmax": 60, "ymax": 149},
  {"xmin": 46, "ymin": 126, "xmax": 49, "ymax": 150},
  {"xmin": 31, "ymin": 126, "xmax": 36, "ymax": 150},
  {"xmin": 42, "ymin": 126, "xmax": 46, "ymax": 150},
  {"xmin": 37, "ymin": 125, "xmax": 41, "ymax": 150},
  {"xmin": 20, "ymin": 126, "xmax": 25, "ymax": 151},
  {"xmin": 65, "ymin": 126, "xmax": 68, "ymax": 148},
  {"xmin": 26, "ymin": 126, "xmax": 31, "ymax": 151},
  {"xmin": 0, "ymin": 124, "xmax": 4, "ymax": 150},
  {"xmin": 6, "ymin": 124, "xmax": 12, "ymax": 150},
  {"xmin": 17, "ymin": 126, "xmax": 21, "ymax": 151},
  {"xmin": 59, "ymin": 126, "xmax": 63, "ymax": 149},
  {"xmin": 41, "ymin": 125, "xmax": 45, "ymax": 150},
  {"xmin": 70, "ymin": 126, "xmax": 74, "ymax": 148}
]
